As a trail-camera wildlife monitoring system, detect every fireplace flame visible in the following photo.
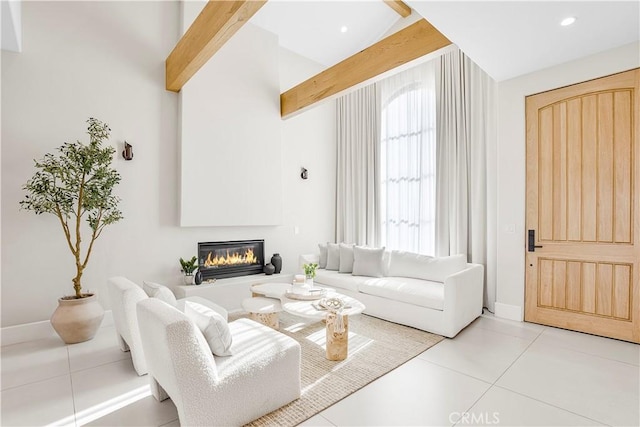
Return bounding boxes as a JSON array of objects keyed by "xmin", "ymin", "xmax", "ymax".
[{"xmin": 204, "ymin": 248, "xmax": 257, "ymax": 268}]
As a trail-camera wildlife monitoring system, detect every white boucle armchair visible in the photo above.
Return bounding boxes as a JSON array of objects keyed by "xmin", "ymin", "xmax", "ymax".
[
  {"xmin": 107, "ymin": 276, "xmax": 228, "ymax": 376},
  {"xmin": 136, "ymin": 298, "xmax": 301, "ymax": 427}
]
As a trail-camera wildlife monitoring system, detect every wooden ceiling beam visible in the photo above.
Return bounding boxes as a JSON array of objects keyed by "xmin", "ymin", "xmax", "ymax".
[
  {"xmin": 384, "ymin": 0, "xmax": 412, "ymax": 18},
  {"xmin": 280, "ymin": 19, "xmax": 451, "ymax": 118},
  {"xmin": 165, "ymin": 0, "xmax": 267, "ymax": 92}
]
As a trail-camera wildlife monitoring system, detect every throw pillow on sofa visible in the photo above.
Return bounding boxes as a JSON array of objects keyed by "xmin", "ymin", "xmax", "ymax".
[
  {"xmin": 423, "ymin": 254, "xmax": 467, "ymax": 282},
  {"xmin": 143, "ymin": 281, "xmax": 178, "ymax": 307},
  {"xmin": 388, "ymin": 251, "xmax": 434, "ymax": 279},
  {"xmin": 318, "ymin": 243, "xmax": 328, "ymax": 268},
  {"xmin": 184, "ymin": 301, "xmax": 233, "ymax": 356},
  {"xmin": 352, "ymin": 246, "xmax": 386, "ymax": 277},
  {"xmin": 388, "ymin": 252, "xmax": 467, "ymax": 282},
  {"xmin": 339, "ymin": 243, "xmax": 355, "ymax": 273},
  {"xmin": 326, "ymin": 243, "xmax": 340, "ymax": 271}
]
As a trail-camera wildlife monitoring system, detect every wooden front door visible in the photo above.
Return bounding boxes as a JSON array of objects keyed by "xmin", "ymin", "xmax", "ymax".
[{"xmin": 525, "ymin": 68, "xmax": 640, "ymax": 343}]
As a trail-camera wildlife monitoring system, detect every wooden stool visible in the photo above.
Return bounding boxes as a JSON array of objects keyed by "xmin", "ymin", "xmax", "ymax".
[
  {"xmin": 241, "ymin": 297, "xmax": 282, "ymax": 329},
  {"xmin": 325, "ymin": 312, "xmax": 349, "ymax": 361}
]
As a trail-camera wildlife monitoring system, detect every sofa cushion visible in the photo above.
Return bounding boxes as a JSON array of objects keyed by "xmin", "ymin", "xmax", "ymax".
[
  {"xmin": 388, "ymin": 252, "xmax": 467, "ymax": 282},
  {"xmin": 388, "ymin": 251, "xmax": 433, "ymax": 278},
  {"xmin": 315, "ymin": 269, "xmax": 370, "ymax": 293},
  {"xmin": 358, "ymin": 277, "xmax": 444, "ymax": 311},
  {"xmin": 422, "ymin": 254, "xmax": 467, "ymax": 282},
  {"xmin": 318, "ymin": 243, "xmax": 328, "ymax": 268},
  {"xmin": 184, "ymin": 301, "xmax": 233, "ymax": 356},
  {"xmin": 352, "ymin": 246, "xmax": 386, "ymax": 278},
  {"xmin": 339, "ymin": 243, "xmax": 354, "ymax": 273},
  {"xmin": 326, "ymin": 243, "xmax": 340, "ymax": 271},
  {"xmin": 143, "ymin": 281, "xmax": 177, "ymax": 307}
]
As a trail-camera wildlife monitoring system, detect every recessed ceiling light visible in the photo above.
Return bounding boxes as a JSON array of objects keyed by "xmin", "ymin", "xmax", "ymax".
[
  {"xmin": 560, "ymin": 16, "xmax": 576, "ymax": 26},
  {"xmin": 340, "ymin": 26, "xmax": 348, "ymax": 33}
]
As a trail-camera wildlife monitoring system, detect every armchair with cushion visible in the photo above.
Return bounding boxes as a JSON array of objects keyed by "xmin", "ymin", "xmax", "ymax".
[
  {"xmin": 107, "ymin": 276, "xmax": 228, "ymax": 376},
  {"xmin": 136, "ymin": 298, "xmax": 301, "ymax": 426}
]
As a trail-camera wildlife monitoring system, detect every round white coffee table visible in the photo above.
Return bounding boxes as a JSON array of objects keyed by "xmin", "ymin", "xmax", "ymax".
[
  {"xmin": 250, "ymin": 282, "xmax": 291, "ymax": 298},
  {"xmin": 281, "ymin": 292, "xmax": 365, "ymax": 361},
  {"xmin": 241, "ymin": 297, "xmax": 282, "ymax": 329}
]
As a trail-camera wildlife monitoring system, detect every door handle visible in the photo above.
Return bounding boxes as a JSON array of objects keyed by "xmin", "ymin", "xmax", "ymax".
[{"xmin": 528, "ymin": 230, "xmax": 543, "ymax": 252}]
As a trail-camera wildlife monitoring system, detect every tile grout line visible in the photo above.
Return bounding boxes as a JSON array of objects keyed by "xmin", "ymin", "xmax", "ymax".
[
  {"xmin": 0, "ymin": 371, "xmax": 72, "ymax": 392},
  {"xmin": 537, "ymin": 329, "xmax": 640, "ymax": 367},
  {"xmin": 415, "ymin": 324, "xmax": 539, "ymax": 384},
  {"xmin": 410, "ymin": 357, "xmax": 494, "ymax": 427},
  {"xmin": 491, "ymin": 384, "xmax": 613, "ymax": 426},
  {"xmin": 490, "ymin": 324, "xmax": 544, "ymax": 386},
  {"xmin": 66, "ymin": 345, "xmax": 79, "ymax": 427},
  {"xmin": 68, "ymin": 354, "xmax": 133, "ymax": 375},
  {"xmin": 159, "ymin": 417, "xmax": 180, "ymax": 427},
  {"xmin": 472, "ymin": 322, "xmax": 546, "ymax": 341},
  {"xmin": 451, "ymin": 326, "xmax": 547, "ymax": 425},
  {"xmin": 493, "ymin": 329, "xmax": 627, "ymax": 427},
  {"xmin": 0, "ymin": 353, "xmax": 130, "ymax": 392},
  {"xmin": 318, "ymin": 413, "xmax": 338, "ymax": 426},
  {"xmin": 415, "ymin": 357, "xmax": 494, "ymax": 384}
]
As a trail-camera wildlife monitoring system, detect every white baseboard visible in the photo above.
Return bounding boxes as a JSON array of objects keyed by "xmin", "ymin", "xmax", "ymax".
[
  {"xmin": 494, "ymin": 302, "xmax": 523, "ymax": 322},
  {"xmin": 1, "ymin": 310, "xmax": 113, "ymax": 346}
]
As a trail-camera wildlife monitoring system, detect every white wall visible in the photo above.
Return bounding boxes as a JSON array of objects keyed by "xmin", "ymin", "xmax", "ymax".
[
  {"xmin": 495, "ymin": 42, "xmax": 640, "ymax": 320},
  {"xmin": 180, "ymin": 16, "xmax": 284, "ymax": 226},
  {"xmin": 1, "ymin": 1, "xmax": 336, "ymax": 327}
]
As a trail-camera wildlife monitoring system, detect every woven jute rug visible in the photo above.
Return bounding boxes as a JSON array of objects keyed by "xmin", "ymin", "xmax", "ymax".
[{"xmin": 235, "ymin": 312, "xmax": 444, "ymax": 426}]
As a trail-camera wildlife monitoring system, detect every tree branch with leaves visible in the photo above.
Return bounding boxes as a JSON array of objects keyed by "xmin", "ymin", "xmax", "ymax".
[{"xmin": 20, "ymin": 118, "xmax": 123, "ymax": 298}]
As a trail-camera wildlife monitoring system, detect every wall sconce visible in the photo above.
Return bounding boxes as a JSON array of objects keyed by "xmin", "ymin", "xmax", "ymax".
[
  {"xmin": 300, "ymin": 167, "xmax": 308, "ymax": 180},
  {"xmin": 122, "ymin": 141, "xmax": 133, "ymax": 161}
]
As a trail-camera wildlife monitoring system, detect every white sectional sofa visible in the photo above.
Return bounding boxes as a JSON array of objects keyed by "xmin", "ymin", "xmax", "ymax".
[{"xmin": 301, "ymin": 245, "xmax": 484, "ymax": 338}]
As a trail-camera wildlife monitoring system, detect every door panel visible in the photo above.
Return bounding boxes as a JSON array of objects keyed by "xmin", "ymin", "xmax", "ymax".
[
  {"xmin": 582, "ymin": 96, "xmax": 598, "ymax": 242},
  {"xmin": 525, "ymin": 68, "xmax": 640, "ymax": 343}
]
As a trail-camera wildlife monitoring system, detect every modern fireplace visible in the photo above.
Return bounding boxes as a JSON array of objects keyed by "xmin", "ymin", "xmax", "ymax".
[{"xmin": 198, "ymin": 240, "xmax": 265, "ymax": 280}]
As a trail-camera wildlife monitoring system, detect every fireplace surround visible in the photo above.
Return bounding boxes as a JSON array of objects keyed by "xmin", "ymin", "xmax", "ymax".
[{"xmin": 198, "ymin": 240, "xmax": 265, "ymax": 280}]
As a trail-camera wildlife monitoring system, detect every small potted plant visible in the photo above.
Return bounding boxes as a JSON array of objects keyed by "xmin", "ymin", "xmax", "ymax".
[
  {"xmin": 180, "ymin": 256, "xmax": 199, "ymax": 285},
  {"xmin": 20, "ymin": 118, "xmax": 123, "ymax": 344},
  {"xmin": 303, "ymin": 262, "xmax": 318, "ymax": 286}
]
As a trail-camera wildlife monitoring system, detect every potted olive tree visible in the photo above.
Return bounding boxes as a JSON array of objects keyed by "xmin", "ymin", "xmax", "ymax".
[{"xmin": 21, "ymin": 118, "xmax": 123, "ymax": 344}]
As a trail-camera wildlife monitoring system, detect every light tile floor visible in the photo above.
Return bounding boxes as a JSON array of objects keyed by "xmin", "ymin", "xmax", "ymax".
[{"xmin": 1, "ymin": 313, "xmax": 638, "ymax": 426}]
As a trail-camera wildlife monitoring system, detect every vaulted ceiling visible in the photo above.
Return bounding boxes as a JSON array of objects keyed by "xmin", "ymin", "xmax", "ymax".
[
  {"xmin": 165, "ymin": 0, "xmax": 451, "ymax": 117},
  {"xmin": 408, "ymin": 1, "xmax": 640, "ymax": 81},
  {"xmin": 250, "ymin": 0, "xmax": 640, "ymax": 82},
  {"xmin": 250, "ymin": 1, "xmax": 403, "ymax": 67},
  {"xmin": 166, "ymin": 0, "xmax": 638, "ymax": 117}
]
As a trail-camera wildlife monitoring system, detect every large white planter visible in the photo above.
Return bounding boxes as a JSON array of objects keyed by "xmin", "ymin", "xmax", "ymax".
[{"xmin": 50, "ymin": 293, "xmax": 104, "ymax": 344}]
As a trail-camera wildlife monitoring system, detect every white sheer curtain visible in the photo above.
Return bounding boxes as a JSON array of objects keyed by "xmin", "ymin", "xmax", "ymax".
[
  {"xmin": 335, "ymin": 85, "xmax": 380, "ymax": 246},
  {"xmin": 379, "ymin": 61, "xmax": 437, "ymax": 254},
  {"xmin": 435, "ymin": 48, "xmax": 496, "ymax": 311}
]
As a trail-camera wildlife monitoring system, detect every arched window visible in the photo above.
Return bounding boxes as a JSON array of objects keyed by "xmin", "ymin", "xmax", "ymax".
[{"xmin": 379, "ymin": 62, "xmax": 436, "ymax": 254}]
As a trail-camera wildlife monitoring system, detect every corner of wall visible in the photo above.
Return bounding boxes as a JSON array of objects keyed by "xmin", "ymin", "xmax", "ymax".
[{"xmin": 494, "ymin": 302, "xmax": 523, "ymax": 322}]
